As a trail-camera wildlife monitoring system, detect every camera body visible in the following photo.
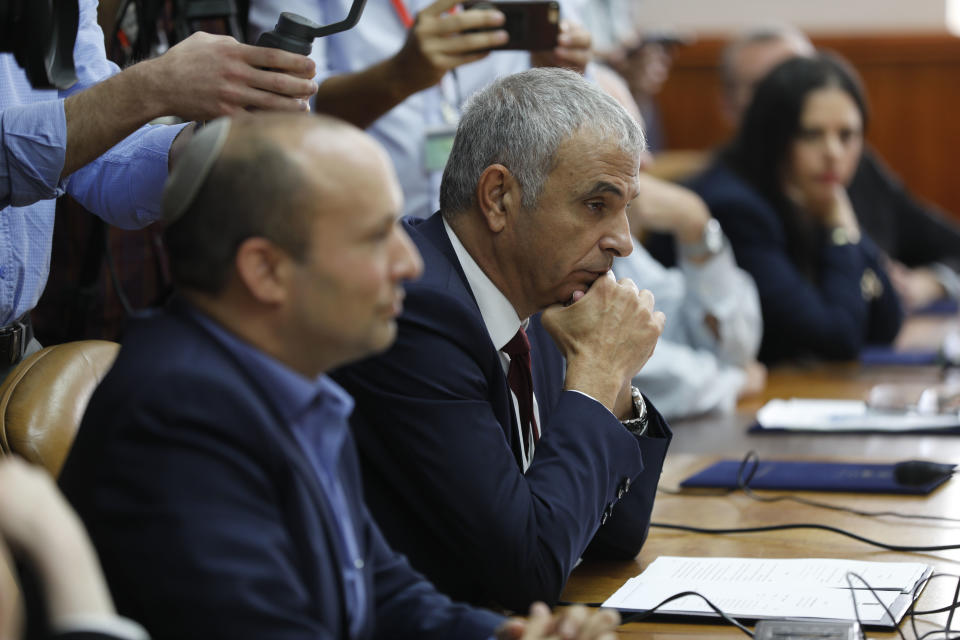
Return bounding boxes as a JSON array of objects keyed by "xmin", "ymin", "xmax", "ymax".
[
  {"xmin": 0, "ymin": 0, "xmax": 78, "ymax": 90},
  {"xmin": 465, "ymin": 1, "xmax": 559, "ymax": 51}
]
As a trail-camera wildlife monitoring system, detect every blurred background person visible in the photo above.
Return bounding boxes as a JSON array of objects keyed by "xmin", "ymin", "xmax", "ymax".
[
  {"xmin": 720, "ymin": 25, "xmax": 960, "ymax": 312},
  {"xmin": 607, "ymin": 33, "xmax": 686, "ymax": 152},
  {"xmin": 592, "ymin": 37, "xmax": 767, "ymax": 418},
  {"xmin": 614, "ymin": 172, "xmax": 766, "ymax": 418},
  {"xmin": 689, "ymin": 53, "xmax": 903, "ymax": 364}
]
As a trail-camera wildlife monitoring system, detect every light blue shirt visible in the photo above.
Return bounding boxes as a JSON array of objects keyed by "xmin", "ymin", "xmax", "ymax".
[
  {"xmin": 0, "ymin": 0, "xmax": 184, "ymax": 325},
  {"xmin": 614, "ymin": 237, "xmax": 763, "ymax": 419},
  {"xmin": 249, "ymin": 0, "xmax": 580, "ymax": 219},
  {"xmin": 189, "ymin": 308, "xmax": 369, "ymax": 638}
]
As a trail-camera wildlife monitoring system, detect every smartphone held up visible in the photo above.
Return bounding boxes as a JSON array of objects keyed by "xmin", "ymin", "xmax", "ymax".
[{"xmin": 464, "ymin": 1, "xmax": 559, "ymax": 51}]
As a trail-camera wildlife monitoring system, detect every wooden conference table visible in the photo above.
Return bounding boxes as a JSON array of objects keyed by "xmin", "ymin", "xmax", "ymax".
[{"xmin": 561, "ymin": 314, "xmax": 960, "ymax": 638}]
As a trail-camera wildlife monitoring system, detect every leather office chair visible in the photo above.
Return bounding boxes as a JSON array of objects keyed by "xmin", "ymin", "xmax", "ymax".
[{"xmin": 0, "ymin": 340, "xmax": 119, "ymax": 477}]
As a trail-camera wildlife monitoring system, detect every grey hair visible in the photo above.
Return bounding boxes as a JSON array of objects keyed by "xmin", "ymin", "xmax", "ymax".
[
  {"xmin": 439, "ymin": 67, "xmax": 645, "ymax": 216},
  {"xmin": 720, "ymin": 24, "xmax": 814, "ymax": 93}
]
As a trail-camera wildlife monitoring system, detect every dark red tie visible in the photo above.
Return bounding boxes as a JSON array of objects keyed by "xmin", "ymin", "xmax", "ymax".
[{"xmin": 503, "ymin": 327, "xmax": 540, "ymax": 455}]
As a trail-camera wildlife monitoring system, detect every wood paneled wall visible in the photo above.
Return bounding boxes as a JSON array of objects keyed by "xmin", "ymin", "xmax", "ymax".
[{"xmin": 656, "ymin": 34, "xmax": 960, "ymax": 221}]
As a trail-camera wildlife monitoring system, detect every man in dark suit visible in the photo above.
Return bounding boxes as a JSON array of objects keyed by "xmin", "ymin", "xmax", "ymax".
[
  {"xmin": 333, "ymin": 67, "xmax": 672, "ymax": 612},
  {"xmin": 59, "ymin": 113, "xmax": 620, "ymax": 640}
]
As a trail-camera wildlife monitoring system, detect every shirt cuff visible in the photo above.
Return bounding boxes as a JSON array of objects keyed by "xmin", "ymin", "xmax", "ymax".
[
  {"xmin": 932, "ymin": 262, "xmax": 960, "ymax": 300},
  {"xmin": 1, "ymin": 99, "xmax": 68, "ymax": 207},
  {"xmin": 65, "ymin": 121, "xmax": 186, "ymax": 229},
  {"xmin": 567, "ymin": 389, "xmax": 665, "ymax": 438},
  {"xmin": 127, "ymin": 122, "xmax": 187, "ymax": 226},
  {"xmin": 678, "ymin": 243, "xmax": 739, "ymax": 298},
  {"xmin": 53, "ymin": 612, "xmax": 150, "ymax": 640}
]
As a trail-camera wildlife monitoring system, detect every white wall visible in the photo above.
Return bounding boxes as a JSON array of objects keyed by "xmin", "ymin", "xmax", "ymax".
[{"xmin": 633, "ymin": 0, "xmax": 960, "ymax": 36}]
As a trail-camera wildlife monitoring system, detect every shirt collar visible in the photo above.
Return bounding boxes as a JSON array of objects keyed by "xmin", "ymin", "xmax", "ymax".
[
  {"xmin": 443, "ymin": 217, "xmax": 526, "ymax": 350},
  {"xmin": 185, "ymin": 304, "xmax": 354, "ymax": 427}
]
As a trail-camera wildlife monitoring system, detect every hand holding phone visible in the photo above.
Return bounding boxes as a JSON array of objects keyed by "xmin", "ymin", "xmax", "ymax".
[
  {"xmin": 530, "ymin": 18, "xmax": 592, "ymax": 74},
  {"xmin": 393, "ymin": 0, "xmax": 508, "ymax": 92},
  {"xmin": 464, "ymin": 1, "xmax": 560, "ymax": 51}
]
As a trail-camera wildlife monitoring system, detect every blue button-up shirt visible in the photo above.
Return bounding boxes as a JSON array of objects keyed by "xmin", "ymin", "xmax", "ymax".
[
  {"xmin": 0, "ymin": 0, "xmax": 184, "ymax": 325},
  {"xmin": 190, "ymin": 309, "xmax": 369, "ymax": 637}
]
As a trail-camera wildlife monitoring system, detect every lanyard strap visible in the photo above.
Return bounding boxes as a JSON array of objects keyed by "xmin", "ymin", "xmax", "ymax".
[{"xmin": 390, "ymin": 0, "xmax": 414, "ymax": 28}]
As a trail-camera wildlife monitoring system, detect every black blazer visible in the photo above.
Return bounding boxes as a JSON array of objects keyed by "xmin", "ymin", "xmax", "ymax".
[
  {"xmin": 688, "ymin": 161, "xmax": 903, "ymax": 364},
  {"xmin": 60, "ymin": 301, "xmax": 503, "ymax": 640}
]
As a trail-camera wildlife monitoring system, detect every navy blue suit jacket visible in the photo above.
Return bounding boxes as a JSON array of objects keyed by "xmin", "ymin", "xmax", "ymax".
[
  {"xmin": 59, "ymin": 301, "xmax": 503, "ymax": 640},
  {"xmin": 688, "ymin": 161, "xmax": 903, "ymax": 364},
  {"xmin": 333, "ymin": 213, "xmax": 671, "ymax": 612}
]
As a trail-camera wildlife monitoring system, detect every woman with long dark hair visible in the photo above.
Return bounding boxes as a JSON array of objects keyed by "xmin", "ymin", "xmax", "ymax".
[{"xmin": 689, "ymin": 52, "xmax": 903, "ymax": 364}]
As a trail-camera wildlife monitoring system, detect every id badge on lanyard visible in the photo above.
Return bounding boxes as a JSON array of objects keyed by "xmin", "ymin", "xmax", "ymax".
[
  {"xmin": 391, "ymin": 0, "xmax": 461, "ymax": 173},
  {"xmin": 425, "ymin": 85, "xmax": 460, "ymax": 172}
]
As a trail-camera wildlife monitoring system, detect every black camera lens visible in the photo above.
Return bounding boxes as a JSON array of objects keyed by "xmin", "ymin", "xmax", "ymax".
[{"xmin": 0, "ymin": 0, "xmax": 78, "ymax": 90}]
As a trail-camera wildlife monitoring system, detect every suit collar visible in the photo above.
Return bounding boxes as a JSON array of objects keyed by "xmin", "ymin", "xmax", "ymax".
[{"xmin": 441, "ymin": 217, "xmax": 524, "ymax": 351}]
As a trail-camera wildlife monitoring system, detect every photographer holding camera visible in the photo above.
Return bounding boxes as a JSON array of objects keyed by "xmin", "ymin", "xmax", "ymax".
[
  {"xmin": 0, "ymin": 0, "xmax": 318, "ymax": 379},
  {"xmin": 249, "ymin": 0, "xmax": 592, "ymax": 218}
]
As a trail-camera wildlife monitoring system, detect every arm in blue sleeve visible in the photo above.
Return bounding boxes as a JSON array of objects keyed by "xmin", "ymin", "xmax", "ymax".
[
  {"xmin": 59, "ymin": 0, "xmax": 186, "ymax": 229},
  {"xmin": 0, "ymin": 0, "xmax": 183, "ymax": 222},
  {"xmin": 0, "ymin": 99, "xmax": 68, "ymax": 208},
  {"xmin": 0, "ymin": 0, "xmax": 106, "ymax": 209},
  {"xmin": 65, "ymin": 122, "xmax": 185, "ymax": 229},
  {"xmin": 64, "ymin": 0, "xmax": 118, "ymax": 94}
]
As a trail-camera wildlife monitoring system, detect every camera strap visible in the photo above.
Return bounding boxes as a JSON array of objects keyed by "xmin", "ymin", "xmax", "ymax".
[{"xmin": 389, "ymin": 0, "xmax": 414, "ymax": 28}]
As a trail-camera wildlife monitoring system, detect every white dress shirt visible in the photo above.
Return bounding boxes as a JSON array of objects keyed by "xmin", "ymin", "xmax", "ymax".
[
  {"xmin": 443, "ymin": 218, "xmax": 541, "ymax": 470},
  {"xmin": 613, "ymin": 236, "xmax": 762, "ymax": 419}
]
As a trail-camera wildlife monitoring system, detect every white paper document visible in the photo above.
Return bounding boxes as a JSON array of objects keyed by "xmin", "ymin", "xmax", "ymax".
[
  {"xmin": 602, "ymin": 557, "xmax": 932, "ymax": 627},
  {"xmin": 755, "ymin": 398, "xmax": 960, "ymax": 432}
]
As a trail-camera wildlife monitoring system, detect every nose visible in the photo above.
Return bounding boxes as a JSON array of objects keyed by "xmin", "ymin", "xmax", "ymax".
[
  {"xmin": 391, "ymin": 225, "xmax": 424, "ymax": 282},
  {"xmin": 823, "ymin": 132, "xmax": 844, "ymax": 162},
  {"xmin": 599, "ymin": 210, "xmax": 634, "ymax": 258}
]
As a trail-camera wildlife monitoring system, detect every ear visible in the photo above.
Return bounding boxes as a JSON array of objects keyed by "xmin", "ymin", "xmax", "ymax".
[
  {"xmin": 475, "ymin": 164, "xmax": 521, "ymax": 234},
  {"xmin": 234, "ymin": 237, "xmax": 292, "ymax": 305}
]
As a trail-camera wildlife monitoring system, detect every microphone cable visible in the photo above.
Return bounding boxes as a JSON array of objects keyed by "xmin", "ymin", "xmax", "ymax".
[
  {"xmin": 653, "ymin": 451, "xmax": 960, "ymax": 552},
  {"xmin": 562, "ymin": 570, "xmax": 960, "ymax": 638},
  {"xmin": 650, "ymin": 520, "xmax": 960, "ymax": 553},
  {"xmin": 736, "ymin": 451, "xmax": 960, "ymax": 524}
]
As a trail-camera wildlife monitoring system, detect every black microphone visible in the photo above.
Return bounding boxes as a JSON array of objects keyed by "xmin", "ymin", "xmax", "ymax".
[{"xmin": 893, "ymin": 460, "xmax": 956, "ymax": 486}]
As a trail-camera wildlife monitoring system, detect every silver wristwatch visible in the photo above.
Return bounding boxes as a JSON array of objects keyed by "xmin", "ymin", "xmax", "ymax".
[
  {"xmin": 621, "ymin": 386, "xmax": 649, "ymax": 437},
  {"xmin": 680, "ymin": 217, "xmax": 725, "ymax": 261}
]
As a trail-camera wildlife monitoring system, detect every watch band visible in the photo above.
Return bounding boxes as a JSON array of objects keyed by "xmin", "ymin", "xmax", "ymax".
[
  {"xmin": 621, "ymin": 385, "xmax": 649, "ymax": 437},
  {"xmin": 680, "ymin": 217, "xmax": 725, "ymax": 261}
]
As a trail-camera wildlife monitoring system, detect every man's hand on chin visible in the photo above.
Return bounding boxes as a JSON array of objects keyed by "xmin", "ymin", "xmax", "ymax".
[{"xmin": 542, "ymin": 272, "xmax": 665, "ymax": 414}]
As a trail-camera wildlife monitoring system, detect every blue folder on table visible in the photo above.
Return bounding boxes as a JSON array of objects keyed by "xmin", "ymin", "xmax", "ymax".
[
  {"xmin": 860, "ymin": 346, "xmax": 940, "ymax": 366},
  {"xmin": 679, "ymin": 459, "xmax": 950, "ymax": 495},
  {"xmin": 916, "ymin": 298, "xmax": 959, "ymax": 315}
]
